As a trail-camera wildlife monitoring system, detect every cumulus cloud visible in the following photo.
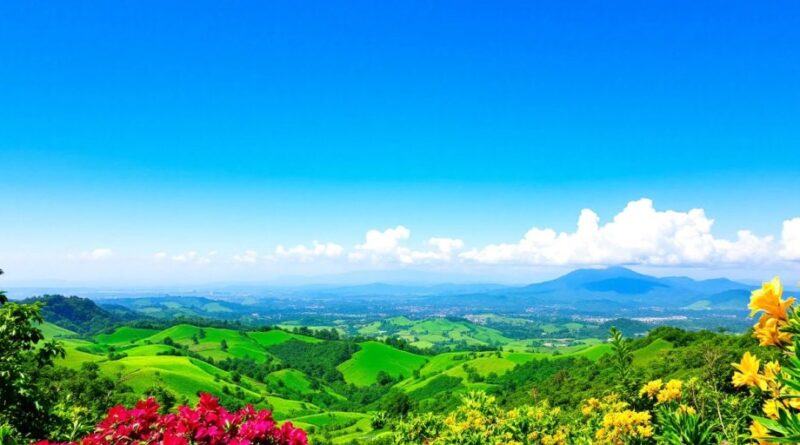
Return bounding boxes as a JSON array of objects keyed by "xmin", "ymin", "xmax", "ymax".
[
  {"xmin": 275, "ymin": 241, "xmax": 344, "ymax": 261},
  {"xmin": 349, "ymin": 226, "xmax": 413, "ymax": 263},
  {"xmin": 348, "ymin": 226, "xmax": 465, "ymax": 264},
  {"xmin": 781, "ymin": 217, "xmax": 800, "ymax": 261},
  {"xmin": 460, "ymin": 198, "xmax": 774, "ymax": 266},
  {"xmin": 122, "ymin": 200, "xmax": 800, "ymax": 270},
  {"xmin": 409, "ymin": 237, "xmax": 465, "ymax": 262}
]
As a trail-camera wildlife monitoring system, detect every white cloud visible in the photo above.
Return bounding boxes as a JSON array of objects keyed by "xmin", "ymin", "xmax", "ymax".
[
  {"xmin": 460, "ymin": 198, "xmax": 774, "ymax": 266},
  {"xmin": 78, "ymin": 248, "xmax": 113, "ymax": 260},
  {"xmin": 409, "ymin": 237, "xmax": 465, "ymax": 262},
  {"xmin": 349, "ymin": 226, "xmax": 413, "ymax": 263},
  {"xmin": 275, "ymin": 241, "xmax": 344, "ymax": 261},
  {"xmin": 153, "ymin": 250, "xmax": 217, "ymax": 264},
  {"xmin": 83, "ymin": 201, "xmax": 800, "ymax": 272},
  {"xmin": 233, "ymin": 250, "xmax": 261, "ymax": 264},
  {"xmin": 348, "ymin": 226, "xmax": 465, "ymax": 264},
  {"xmin": 781, "ymin": 217, "xmax": 800, "ymax": 260}
]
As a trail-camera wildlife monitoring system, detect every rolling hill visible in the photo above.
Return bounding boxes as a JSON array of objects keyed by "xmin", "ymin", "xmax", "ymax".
[{"xmin": 337, "ymin": 341, "xmax": 428, "ymax": 386}]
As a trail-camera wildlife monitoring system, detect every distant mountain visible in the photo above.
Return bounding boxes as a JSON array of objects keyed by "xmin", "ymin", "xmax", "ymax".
[
  {"xmin": 21, "ymin": 294, "xmax": 142, "ymax": 334},
  {"xmin": 99, "ymin": 296, "xmax": 253, "ymax": 319},
  {"xmin": 297, "ymin": 282, "xmax": 511, "ymax": 298},
  {"xmin": 509, "ymin": 266, "xmax": 751, "ymax": 309}
]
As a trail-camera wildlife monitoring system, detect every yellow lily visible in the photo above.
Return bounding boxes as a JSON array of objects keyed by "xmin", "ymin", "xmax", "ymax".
[
  {"xmin": 749, "ymin": 277, "xmax": 795, "ymax": 321},
  {"xmin": 732, "ymin": 352, "xmax": 767, "ymax": 390}
]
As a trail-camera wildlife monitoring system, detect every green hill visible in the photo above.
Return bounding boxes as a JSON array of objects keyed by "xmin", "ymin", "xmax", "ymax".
[
  {"xmin": 337, "ymin": 341, "xmax": 427, "ymax": 386},
  {"xmin": 95, "ymin": 326, "xmax": 158, "ymax": 344},
  {"xmin": 266, "ymin": 369, "xmax": 314, "ymax": 394},
  {"xmin": 141, "ymin": 324, "xmax": 271, "ymax": 363},
  {"xmin": 396, "ymin": 318, "xmax": 512, "ymax": 349},
  {"xmin": 39, "ymin": 321, "xmax": 78, "ymax": 338},
  {"xmin": 249, "ymin": 329, "xmax": 321, "ymax": 346}
]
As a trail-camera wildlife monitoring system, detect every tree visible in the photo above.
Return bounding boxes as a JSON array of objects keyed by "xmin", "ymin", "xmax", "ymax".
[
  {"xmin": 0, "ymin": 269, "xmax": 66, "ymax": 438},
  {"xmin": 143, "ymin": 384, "xmax": 177, "ymax": 414},
  {"xmin": 608, "ymin": 326, "xmax": 637, "ymax": 403},
  {"xmin": 381, "ymin": 390, "xmax": 413, "ymax": 418}
]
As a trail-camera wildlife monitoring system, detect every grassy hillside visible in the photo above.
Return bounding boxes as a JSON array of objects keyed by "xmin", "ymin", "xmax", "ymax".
[
  {"xmin": 249, "ymin": 329, "xmax": 321, "ymax": 346},
  {"xmin": 337, "ymin": 341, "xmax": 428, "ymax": 386},
  {"xmin": 94, "ymin": 326, "xmax": 158, "ymax": 344},
  {"xmin": 392, "ymin": 318, "xmax": 513, "ymax": 349},
  {"xmin": 38, "ymin": 321, "xmax": 78, "ymax": 338},
  {"xmin": 140, "ymin": 325, "xmax": 269, "ymax": 362},
  {"xmin": 33, "ymin": 311, "xmax": 746, "ymax": 445}
]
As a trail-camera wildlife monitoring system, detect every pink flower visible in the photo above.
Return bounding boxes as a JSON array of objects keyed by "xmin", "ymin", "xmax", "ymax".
[{"xmin": 40, "ymin": 393, "xmax": 307, "ymax": 445}]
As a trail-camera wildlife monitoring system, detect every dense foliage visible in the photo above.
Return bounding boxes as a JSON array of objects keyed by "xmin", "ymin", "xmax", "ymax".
[
  {"xmin": 267, "ymin": 339, "xmax": 358, "ymax": 383},
  {"xmin": 19, "ymin": 295, "xmax": 139, "ymax": 335},
  {"xmin": 0, "ymin": 270, "xmax": 66, "ymax": 438},
  {"xmin": 35, "ymin": 393, "xmax": 307, "ymax": 445}
]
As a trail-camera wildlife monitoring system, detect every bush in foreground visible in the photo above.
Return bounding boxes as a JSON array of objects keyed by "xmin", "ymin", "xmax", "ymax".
[{"xmin": 34, "ymin": 393, "xmax": 307, "ymax": 445}]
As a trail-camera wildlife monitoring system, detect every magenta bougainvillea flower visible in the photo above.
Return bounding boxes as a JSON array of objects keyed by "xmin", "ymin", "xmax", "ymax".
[{"xmin": 35, "ymin": 393, "xmax": 307, "ymax": 445}]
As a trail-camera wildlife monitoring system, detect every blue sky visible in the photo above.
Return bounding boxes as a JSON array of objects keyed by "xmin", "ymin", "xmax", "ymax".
[{"xmin": 1, "ymin": 1, "xmax": 799, "ymax": 284}]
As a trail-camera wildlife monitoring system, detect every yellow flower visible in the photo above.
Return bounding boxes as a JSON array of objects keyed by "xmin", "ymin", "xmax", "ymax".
[
  {"xmin": 763, "ymin": 399, "xmax": 783, "ymax": 420},
  {"xmin": 637, "ymin": 425, "xmax": 653, "ymax": 437},
  {"xmin": 656, "ymin": 379, "xmax": 683, "ymax": 403},
  {"xmin": 750, "ymin": 420, "xmax": 772, "ymax": 445},
  {"xmin": 732, "ymin": 352, "xmax": 767, "ymax": 390},
  {"xmin": 749, "ymin": 277, "xmax": 794, "ymax": 321},
  {"xmin": 581, "ymin": 397, "xmax": 601, "ymax": 416},
  {"xmin": 763, "ymin": 360, "xmax": 781, "ymax": 382},
  {"xmin": 677, "ymin": 404, "xmax": 696, "ymax": 416},
  {"xmin": 763, "ymin": 360, "xmax": 782, "ymax": 395},
  {"xmin": 779, "ymin": 387, "xmax": 800, "ymax": 411},
  {"xmin": 753, "ymin": 314, "xmax": 793, "ymax": 347},
  {"xmin": 639, "ymin": 379, "xmax": 662, "ymax": 399}
]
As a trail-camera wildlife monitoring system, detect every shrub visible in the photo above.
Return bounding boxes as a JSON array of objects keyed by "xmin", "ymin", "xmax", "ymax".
[{"xmin": 34, "ymin": 393, "xmax": 307, "ymax": 445}]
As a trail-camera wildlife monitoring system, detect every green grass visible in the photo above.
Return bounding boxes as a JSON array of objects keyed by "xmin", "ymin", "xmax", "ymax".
[
  {"xmin": 392, "ymin": 318, "xmax": 513, "ymax": 349},
  {"xmin": 540, "ymin": 323, "xmax": 560, "ymax": 334},
  {"xmin": 98, "ymin": 355, "xmax": 236, "ymax": 398},
  {"xmin": 570, "ymin": 343, "xmax": 613, "ymax": 360},
  {"xmin": 142, "ymin": 325, "xmax": 271, "ymax": 363},
  {"xmin": 249, "ymin": 330, "xmax": 320, "ymax": 347},
  {"xmin": 56, "ymin": 338, "xmax": 105, "ymax": 368},
  {"xmin": 357, "ymin": 321, "xmax": 383, "ymax": 335},
  {"xmin": 292, "ymin": 411, "xmax": 367, "ymax": 428},
  {"xmin": 633, "ymin": 339, "xmax": 674, "ymax": 365},
  {"xmin": 123, "ymin": 344, "xmax": 177, "ymax": 356},
  {"xmin": 564, "ymin": 322, "xmax": 584, "ymax": 331},
  {"xmin": 39, "ymin": 321, "xmax": 78, "ymax": 339},
  {"xmin": 202, "ymin": 302, "xmax": 233, "ymax": 313},
  {"xmin": 95, "ymin": 327, "xmax": 158, "ymax": 344},
  {"xmin": 91, "ymin": 355, "xmax": 321, "ymax": 416},
  {"xmin": 266, "ymin": 369, "xmax": 314, "ymax": 394},
  {"xmin": 416, "ymin": 352, "xmax": 470, "ymax": 376},
  {"xmin": 337, "ymin": 341, "xmax": 427, "ymax": 386},
  {"xmin": 293, "ymin": 414, "xmax": 378, "ymax": 445},
  {"xmin": 386, "ymin": 316, "xmax": 414, "ymax": 327}
]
